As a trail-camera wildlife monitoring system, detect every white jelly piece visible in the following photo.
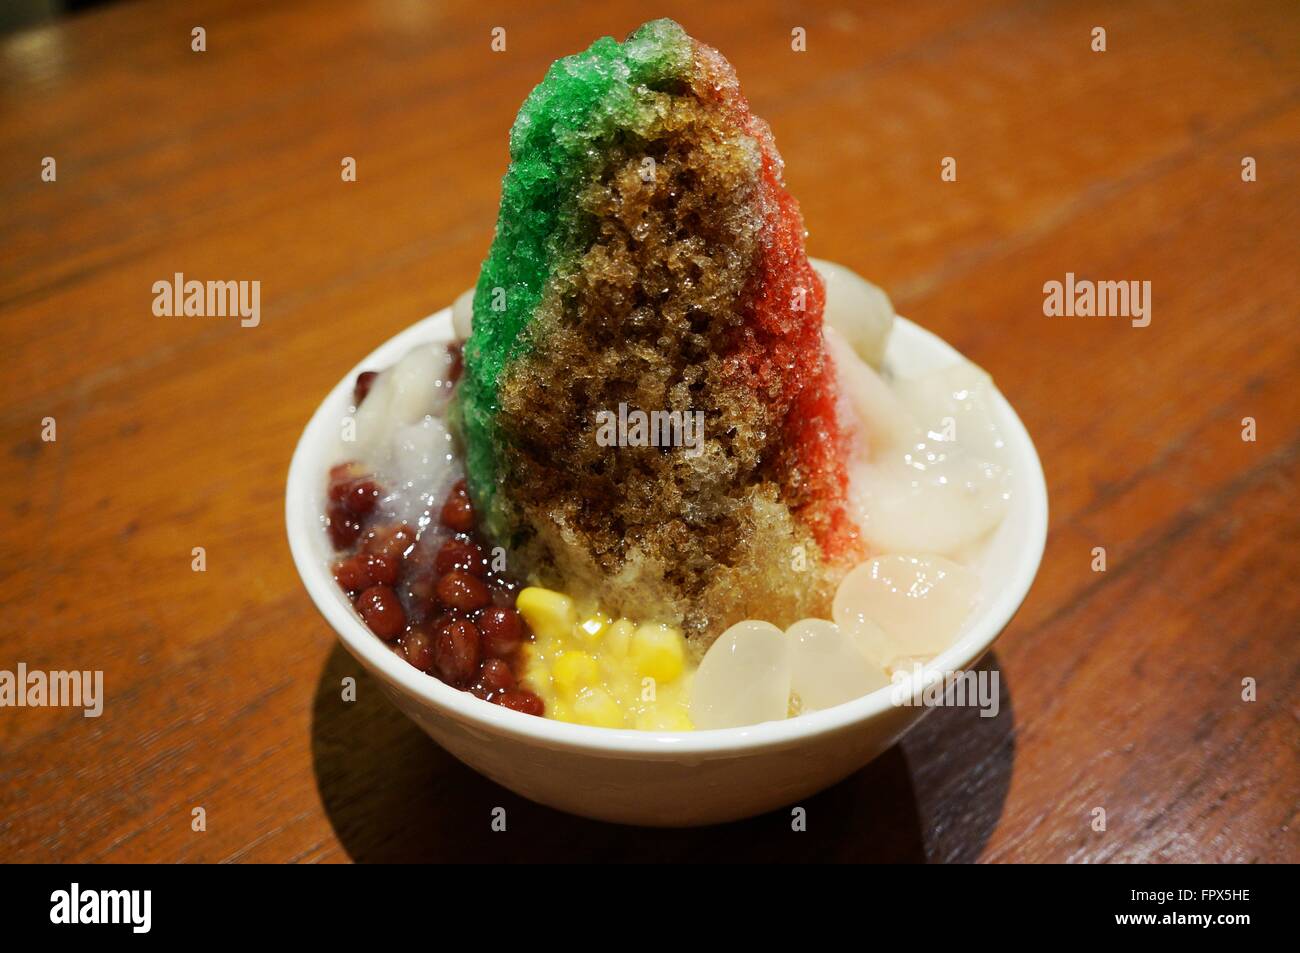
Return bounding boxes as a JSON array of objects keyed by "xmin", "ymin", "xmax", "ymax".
[
  {"xmin": 825, "ymin": 326, "xmax": 918, "ymax": 454},
  {"xmin": 691, "ymin": 621, "xmax": 791, "ymax": 729},
  {"xmin": 830, "ymin": 329, "xmax": 1012, "ymax": 558},
  {"xmin": 349, "ymin": 343, "xmax": 453, "ymax": 468},
  {"xmin": 786, "ymin": 619, "xmax": 889, "ymax": 711},
  {"xmin": 387, "ymin": 342, "xmax": 454, "ymax": 421},
  {"xmin": 382, "ymin": 417, "xmax": 458, "ymax": 527},
  {"xmin": 812, "ymin": 258, "xmax": 895, "ymax": 368},
  {"xmin": 847, "ymin": 440, "xmax": 1009, "ymax": 556},
  {"xmin": 833, "ymin": 555, "xmax": 979, "ymax": 663},
  {"xmin": 894, "ymin": 361, "xmax": 1009, "ymax": 467},
  {"xmin": 452, "ymin": 286, "xmax": 474, "ymax": 341},
  {"xmin": 847, "ymin": 617, "xmax": 892, "ymax": 670}
]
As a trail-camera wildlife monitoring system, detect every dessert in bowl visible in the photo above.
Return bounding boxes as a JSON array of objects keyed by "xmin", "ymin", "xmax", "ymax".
[{"xmin": 286, "ymin": 19, "xmax": 1047, "ymax": 825}]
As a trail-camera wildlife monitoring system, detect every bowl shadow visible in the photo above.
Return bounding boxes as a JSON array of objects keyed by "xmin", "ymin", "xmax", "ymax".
[{"xmin": 310, "ymin": 643, "xmax": 1015, "ymax": 862}]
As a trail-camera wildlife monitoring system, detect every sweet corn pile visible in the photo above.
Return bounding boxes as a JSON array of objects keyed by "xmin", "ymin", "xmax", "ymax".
[{"xmin": 516, "ymin": 586, "xmax": 695, "ymax": 730}]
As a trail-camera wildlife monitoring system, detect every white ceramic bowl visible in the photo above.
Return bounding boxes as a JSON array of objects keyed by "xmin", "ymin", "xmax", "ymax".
[{"xmin": 286, "ymin": 307, "xmax": 1048, "ymax": 826}]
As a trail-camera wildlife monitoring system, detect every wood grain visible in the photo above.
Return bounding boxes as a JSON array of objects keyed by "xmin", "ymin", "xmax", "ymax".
[{"xmin": 0, "ymin": 0, "xmax": 1296, "ymax": 863}]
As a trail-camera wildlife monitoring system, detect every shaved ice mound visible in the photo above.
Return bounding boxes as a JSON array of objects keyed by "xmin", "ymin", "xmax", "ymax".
[{"xmin": 456, "ymin": 18, "xmax": 860, "ymax": 645}]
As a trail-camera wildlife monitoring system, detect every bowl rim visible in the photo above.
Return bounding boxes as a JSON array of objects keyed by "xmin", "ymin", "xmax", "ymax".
[{"xmin": 286, "ymin": 306, "xmax": 1048, "ymax": 758}]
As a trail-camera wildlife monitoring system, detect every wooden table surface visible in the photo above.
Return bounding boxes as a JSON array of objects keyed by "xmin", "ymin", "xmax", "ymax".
[{"xmin": 1, "ymin": 0, "xmax": 1296, "ymax": 864}]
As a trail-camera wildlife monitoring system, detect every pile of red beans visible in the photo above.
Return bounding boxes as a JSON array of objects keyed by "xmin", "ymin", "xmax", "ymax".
[{"xmin": 324, "ymin": 368, "xmax": 544, "ymax": 717}]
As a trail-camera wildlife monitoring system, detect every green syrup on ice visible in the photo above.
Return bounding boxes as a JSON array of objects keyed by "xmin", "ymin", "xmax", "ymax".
[{"xmin": 458, "ymin": 19, "xmax": 692, "ymax": 525}]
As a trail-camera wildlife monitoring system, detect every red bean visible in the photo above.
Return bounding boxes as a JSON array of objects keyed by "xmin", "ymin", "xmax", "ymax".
[
  {"xmin": 428, "ymin": 610, "xmax": 461, "ymax": 630},
  {"xmin": 342, "ymin": 479, "xmax": 381, "ymax": 517},
  {"xmin": 353, "ymin": 371, "xmax": 378, "ymax": 406},
  {"xmin": 487, "ymin": 578, "xmax": 519, "ymax": 607},
  {"xmin": 328, "ymin": 463, "xmax": 359, "ymax": 500},
  {"xmin": 358, "ymin": 585, "xmax": 405, "ymax": 640},
  {"xmin": 401, "ymin": 624, "xmax": 436, "ymax": 673},
  {"xmin": 439, "ymin": 481, "xmax": 476, "ymax": 532},
  {"xmin": 478, "ymin": 607, "xmax": 524, "ymax": 658},
  {"xmin": 364, "ymin": 552, "xmax": 399, "ymax": 586},
  {"xmin": 495, "ymin": 690, "xmax": 544, "ymax": 716},
  {"xmin": 436, "ymin": 571, "xmax": 489, "ymax": 612},
  {"xmin": 333, "ymin": 555, "xmax": 369, "ymax": 591},
  {"xmin": 402, "ymin": 576, "xmax": 437, "ymax": 624},
  {"xmin": 477, "ymin": 659, "xmax": 515, "ymax": 696},
  {"xmin": 333, "ymin": 552, "xmax": 399, "ymax": 592},
  {"xmin": 434, "ymin": 620, "xmax": 481, "ymax": 686},
  {"xmin": 435, "ymin": 536, "xmax": 486, "ymax": 576},
  {"xmin": 326, "ymin": 501, "xmax": 363, "ymax": 550},
  {"xmin": 363, "ymin": 523, "xmax": 416, "ymax": 561},
  {"xmin": 446, "ymin": 344, "xmax": 464, "ymax": 384}
]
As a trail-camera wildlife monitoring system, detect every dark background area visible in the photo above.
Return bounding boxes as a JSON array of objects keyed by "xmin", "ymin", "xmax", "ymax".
[{"xmin": 1, "ymin": 0, "xmax": 111, "ymax": 35}]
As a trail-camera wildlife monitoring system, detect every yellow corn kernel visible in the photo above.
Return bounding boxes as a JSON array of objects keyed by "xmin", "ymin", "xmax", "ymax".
[
  {"xmin": 636, "ymin": 705, "xmax": 694, "ymax": 732},
  {"xmin": 521, "ymin": 666, "xmax": 550, "ymax": 693},
  {"xmin": 604, "ymin": 619, "xmax": 635, "ymax": 658},
  {"xmin": 552, "ymin": 651, "xmax": 599, "ymax": 698},
  {"xmin": 603, "ymin": 668, "xmax": 635, "ymax": 703},
  {"xmin": 631, "ymin": 623, "xmax": 686, "ymax": 683},
  {"xmin": 547, "ymin": 699, "xmax": 575, "ymax": 723},
  {"xmin": 516, "ymin": 587, "xmax": 576, "ymax": 641},
  {"xmin": 576, "ymin": 611, "xmax": 611, "ymax": 643},
  {"xmin": 572, "ymin": 687, "xmax": 625, "ymax": 728}
]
